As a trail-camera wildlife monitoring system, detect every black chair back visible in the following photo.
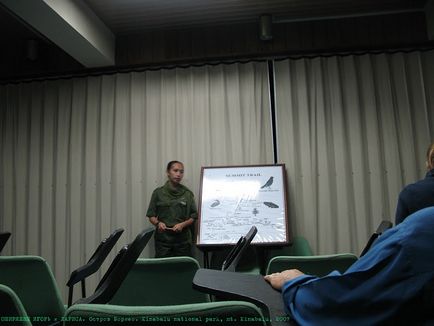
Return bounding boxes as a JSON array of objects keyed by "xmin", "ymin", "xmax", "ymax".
[
  {"xmin": 222, "ymin": 226, "xmax": 257, "ymax": 272},
  {"xmin": 360, "ymin": 220, "xmax": 393, "ymax": 257},
  {"xmin": 67, "ymin": 228, "xmax": 124, "ymax": 306},
  {"xmin": 74, "ymin": 227, "xmax": 154, "ymax": 305},
  {"xmin": 0, "ymin": 232, "xmax": 11, "ymax": 253}
]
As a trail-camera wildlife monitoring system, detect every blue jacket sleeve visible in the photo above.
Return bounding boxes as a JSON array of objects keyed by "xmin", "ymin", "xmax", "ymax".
[
  {"xmin": 282, "ymin": 208, "xmax": 434, "ymax": 326},
  {"xmin": 280, "ymin": 253, "xmax": 425, "ymax": 325},
  {"xmin": 282, "ymin": 269, "xmax": 392, "ymax": 326}
]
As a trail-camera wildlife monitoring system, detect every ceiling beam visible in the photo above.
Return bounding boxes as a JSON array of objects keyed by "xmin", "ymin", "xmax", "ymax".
[{"xmin": 0, "ymin": 0, "xmax": 115, "ymax": 67}]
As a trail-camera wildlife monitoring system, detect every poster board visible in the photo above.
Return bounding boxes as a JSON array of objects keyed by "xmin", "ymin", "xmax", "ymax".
[{"xmin": 197, "ymin": 164, "xmax": 289, "ymax": 246}]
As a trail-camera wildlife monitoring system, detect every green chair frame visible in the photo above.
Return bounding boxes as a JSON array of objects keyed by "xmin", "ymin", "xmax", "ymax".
[
  {"xmin": 64, "ymin": 301, "xmax": 268, "ymax": 325},
  {"xmin": 0, "ymin": 284, "xmax": 32, "ymax": 326},
  {"xmin": 0, "ymin": 255, "xmax": 65, "ymax": 325},
  {"xmin": 266, "ymin": 253, "xmax": 358, "ymax": 276},
  {"xmin": 109, "ymin": 256, "xmax": 209, "ymax": 306}
]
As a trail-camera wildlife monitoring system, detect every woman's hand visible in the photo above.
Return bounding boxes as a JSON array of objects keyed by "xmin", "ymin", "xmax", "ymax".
[
  {"xmin": 264, "ymin": 269, "xmax": 305, "ymax": 290},
  {"xmin": 172, "ymin": 223, "xmax": 184, "ymax": 233},
  {"xmin": 157, "ymin": 222, "xmax": 167, "ymax": 233}
]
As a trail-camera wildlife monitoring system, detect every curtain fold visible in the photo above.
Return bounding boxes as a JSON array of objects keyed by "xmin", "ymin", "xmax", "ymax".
[
  {"xmin": 0, "ymin": 61, "xmax": 272, "ymax": 301},
  {"xmin": 274, "ymin": 51, "xmax": 434, "ymax": 254}
]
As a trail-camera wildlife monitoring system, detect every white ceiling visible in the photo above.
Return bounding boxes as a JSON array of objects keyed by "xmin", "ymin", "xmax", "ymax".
[{"xmin": 83, "ymin": 0, "xmax": 428, "ymax": 34}]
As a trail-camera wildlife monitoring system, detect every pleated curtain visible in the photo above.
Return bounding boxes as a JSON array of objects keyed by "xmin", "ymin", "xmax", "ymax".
[
  {"xmin": 274, "ymin": 51, "xmax": 434, "ymax": 254},
  {"xmin": 0, "ymin": 62, "xmax": 273, "ymax": 301},
  {"xmin": 1, "ymin": 50, "xmax": 434, "ymax": 301}
]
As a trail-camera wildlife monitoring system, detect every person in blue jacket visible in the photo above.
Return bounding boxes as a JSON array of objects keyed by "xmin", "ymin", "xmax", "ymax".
[
  {"xmin": 395, "ymin": 142, "xmax": 434, "ymax": 225},
  {"xmin": 265, "ymin": 206, "xmax": 434, "ymax": 326}
]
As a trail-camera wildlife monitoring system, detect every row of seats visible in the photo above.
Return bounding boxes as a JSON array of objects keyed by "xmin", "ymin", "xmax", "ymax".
[
  {"xmin": 0, "ymin": 255, "xmax": 358, "ymax": 325},
  {"xmin": 0, "ymin": 222, "xmax": 390, "ymax": 325},
  {"xmin": 208, "ymin": 235, "xmax": 316, "ymax": 274},
  {"xmin": 208, "ymin": 219, "xmax": 393, "ymax": 275}
]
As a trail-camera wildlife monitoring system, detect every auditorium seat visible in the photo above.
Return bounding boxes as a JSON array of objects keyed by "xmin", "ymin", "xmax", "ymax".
[
  {"xmin": 0, "ymin": 284, "xmax": 32, "ymax": 326},
  {"xmin": 66, "ymin": 228, "xmax": 124, "ymax": 306},
  {"xmin": 64, "ymin": 301, "xmax": 268, "ymax": 325},
  {"xmin": 266, "ymin": 253, "xmax": 358, "ymax": 276},
  {"xmin": 109, "ymin": 256, "xmax": 209, "ymax": 305},
  {"xmin": 0, "ymin": 255, "xmax": 65, "ymax": 325}
]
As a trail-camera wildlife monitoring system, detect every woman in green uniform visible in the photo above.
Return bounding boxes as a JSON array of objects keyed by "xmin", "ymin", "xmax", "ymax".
[{"xmin": 146, "ymin": 161, "xmax": 198, "ymax": 257}]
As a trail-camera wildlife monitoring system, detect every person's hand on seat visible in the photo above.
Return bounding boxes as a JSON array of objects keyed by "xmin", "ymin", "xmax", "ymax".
[{"xmin": 264, "ymin": 269, "xmax": 305, "ymax": 290}]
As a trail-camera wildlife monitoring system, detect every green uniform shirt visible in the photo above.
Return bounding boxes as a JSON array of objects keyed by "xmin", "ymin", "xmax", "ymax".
[{"xmin": 146, "ymin": 181, "xmax": 198, "ymax": 243}]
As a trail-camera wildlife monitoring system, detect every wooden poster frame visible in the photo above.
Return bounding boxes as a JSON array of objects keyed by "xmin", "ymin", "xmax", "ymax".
[{"xmin": 196, "ymin": 164, "xmax": 289, "ymax": 247}]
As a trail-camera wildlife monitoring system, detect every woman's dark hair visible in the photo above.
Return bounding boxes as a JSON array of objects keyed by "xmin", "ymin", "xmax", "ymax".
[{"xmin": 166, "ymin": 160, "xmax": 183, "ymax": 172}]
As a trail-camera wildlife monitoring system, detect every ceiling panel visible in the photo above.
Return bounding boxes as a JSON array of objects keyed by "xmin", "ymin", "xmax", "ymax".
[{"xmin": 84, "ymin": 0, "xmax": 428, "ymax": 34}]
